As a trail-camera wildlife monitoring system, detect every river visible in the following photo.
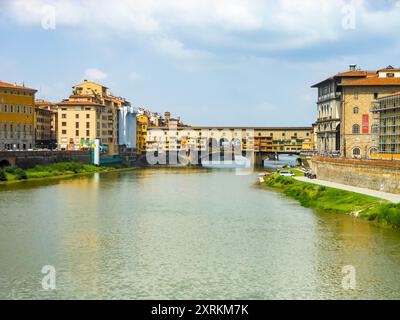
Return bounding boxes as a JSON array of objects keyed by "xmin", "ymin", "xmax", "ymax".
[{"xmin": 1, "ymin": 168, "xmax": 400, "ymax": 299}]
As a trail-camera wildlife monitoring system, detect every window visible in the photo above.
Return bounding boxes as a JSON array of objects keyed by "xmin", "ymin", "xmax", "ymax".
[
  {"xmin": 4, "ymin": 105, "xmax": 7, "ymax": 112},
  {"xmin": 353, "ymin": 107, "xmax": 359, "ymax": 114},
  {"xmin": 86, "ymin": 114, "xmax": 90, "ymax": 119},
  {"xmin": 86, "ymin": 130, "xmax": 90, "ymax": 137},
  {"xmin": 374, "ymin": 93, "xmax": 378, "ymax": 99},
  {"xmin": 354, "ymin": 92, "xmax": 359, "ymax": 100},
  {"xmin": 62, "ymin": 130, "xmax": 67, "ymax": 134},
  {"xmin": 10, "ymin": 105, "xmax": 14, "ymax": 112},
  {"xmin": 86, "ymin": 122, "xmax": 90, "ymax": 129},
  {"xmin": 17, "ymin": 105, "xmax": 20, "ymax": 113},
  {"xmin": 62, "ymin": 122, "xmax": 67, "ymax": 126},
  {"xmin": 370, "ymin": 147, "xmax": 378, "ymax": 155},
  {"xmin": 76, "ymin": 122, "xmax": 79, "ymax": 129},
  {"xmin": 76, "ymin": 130, "xmax": 79, "ymax": 136},
  {"xmin": 62, "ymin": 114, "xmax": 66, "ymax": 118},
  {"xmin": 352, "ymin": 124, "xmax": 360, "ymax": 134},
  {"xmin": 352, "ymin": 147, "xmax": 361, "ymax": 157},
  {"xmin": 23, "ymin": 105, "xmax": 26, "ymax": 113},
  {"xmin": 76, "ymin": 114, "xmax": 79, "ymax": 119},
  {"xmin": 371, "ymin": 124, "xmax": 379, "ymax": 134}
]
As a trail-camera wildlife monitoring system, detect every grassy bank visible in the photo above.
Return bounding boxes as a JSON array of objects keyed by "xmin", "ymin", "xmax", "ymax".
[
  {"xmin": 0, "ymin": 162, "xmax": 117, "ymax": 183},
  {"xmin": 263, "ymin": 173, "xmax": 400, "ymax": 229}
]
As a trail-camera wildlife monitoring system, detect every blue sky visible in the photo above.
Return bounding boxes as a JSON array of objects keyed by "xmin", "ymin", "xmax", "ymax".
[{"xmin": 1, "ymin": 0, "xmax": 400, "ymax": 126}]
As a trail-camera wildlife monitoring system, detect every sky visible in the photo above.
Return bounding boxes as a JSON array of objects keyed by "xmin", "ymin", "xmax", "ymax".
[{"xmin": 1, "ymin": 0, "xmax": 400, "ymax": 126}]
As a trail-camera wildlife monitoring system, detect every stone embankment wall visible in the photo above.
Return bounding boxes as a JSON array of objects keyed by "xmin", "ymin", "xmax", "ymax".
[
  {"xmin": 310, "ymin": 157, "xmax": 400, "ymax": 194},
  {"xmin": 0, "ymin": 151, "xmax": 91, "ymax": 169}
]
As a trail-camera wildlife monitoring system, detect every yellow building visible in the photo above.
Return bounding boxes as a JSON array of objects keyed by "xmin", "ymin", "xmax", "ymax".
[
  {"xmin": 56, "ymin": 99, "xmax": 103, "ymax": 151},
  {"xmin": 340, "ymin": 66, "xmax": 400, "ymax": 159},
  {"xmin": 56, "ymin": 80, "xmax": 129, "ymax": 154},
  {"xmin": 71, "ymin": 80, "xmax": 126, "ymax": 155},
  {"xmin": 0, "ymin": 81, "xmax": 36, "ymax": 150},
  {"xmin": 136, "ymin": 114, "xmax": 148, "ymax": 154},
  {"xmin": 370, "ymin": 91, "xmax": 400, "ymax": 160}
]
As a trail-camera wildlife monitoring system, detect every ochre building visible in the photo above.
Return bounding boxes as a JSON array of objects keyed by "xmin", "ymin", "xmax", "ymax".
[{"xmin": 0, "ymin": 81, "xmax": 36, "ymax": 150}]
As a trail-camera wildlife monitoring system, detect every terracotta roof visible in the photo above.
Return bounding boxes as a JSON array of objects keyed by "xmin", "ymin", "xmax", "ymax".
[
  {"xmin": 57, "ymin": 100, "xmax": 103, "ymax": 106},
  {"xmin": 376, "ymin": 91, "xmax": 400, "ymax": 100},
  {"xmin": 378, "ymin": 65, "xmax": 400, "ymax": 72},
  {"xmin": 69, "ymin": 94, "xmax": 95, "ymax": 98},
  {"xmin": 311, "ymin": 70, "xmax": 373, "ymax": 88},
  {"xmin": 335, "ymin": 70, "xmax": 371, "ymax": 77},
  {"xmin": 339, "ymin": 77, "xmax": 400, "ymax": 86},
  {"xmin": 35, "ymin": 101, "xmax": 55, "ymax": 106},
  {"xmin": 0, "ymin": 81, "xmax": 37, "ymax": 92}
]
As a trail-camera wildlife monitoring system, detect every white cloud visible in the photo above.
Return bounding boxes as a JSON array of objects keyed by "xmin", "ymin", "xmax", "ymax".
[
  {"xmin": 3, "ymin": 0, "xmax": 400, "ymax": 56},
  {"xmin": 153, "ymin": 38, "xmax": 208, "ymax": 60},
  {"xmin": 84, "ymin": 68, "xmax": 107, "ymax": 82}
]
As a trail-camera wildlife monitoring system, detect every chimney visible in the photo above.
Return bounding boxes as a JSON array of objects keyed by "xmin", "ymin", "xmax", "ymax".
[{"xmin": 349, "ymin": 64, "xmax": 357, "ymax": 72}]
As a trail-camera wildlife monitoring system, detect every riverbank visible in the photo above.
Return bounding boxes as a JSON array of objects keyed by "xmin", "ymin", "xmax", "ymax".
[
  {"xmin": 0, "ymin": 162, "xmax": 129, "ymax": 185},
  {"xmin": 263, "ymin": 173, "xmax": 400, "ymax": 229}
]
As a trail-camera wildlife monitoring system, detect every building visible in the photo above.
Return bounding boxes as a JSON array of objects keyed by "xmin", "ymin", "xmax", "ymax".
[
  {"xmin": 136, "ymin": 114, "xmax": 148, "ymax": 154},
  {"xmin": 71, "ymin": 80, "xmax": 127, "ymax": 154},
  {"xmin": 0, "ymin": 81, "xmax": 36, "ymax": 150},
  {"xmin": 340, "ymin": 66, "xmax": 400, "ymax": 159},
  {"xmin": 311, "ymin": 64, "xmax": 376, "ymax": 155},
  {"xmin": 56, "ymin": 99, "xmax": 103, "ymax": 151},
  {"xmin": 371, "ymin": 91, "xmax": 400, "ymax": 160},
  {"xmin": 146, "ymin": 126, "xmax": 312, "ymax": 154},
  {"xmin": 56, "ymin": 80, "xmax": 130, "ymax": 154},
  {"xmin": 34, "ymin": 101, "xmax": 57, "ymax": 149}
]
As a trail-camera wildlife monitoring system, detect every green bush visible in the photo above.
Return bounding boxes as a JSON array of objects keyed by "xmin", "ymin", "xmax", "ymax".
[
  {"xmin": 4, "ymin": 166, "xmax": 18, "ymax": 174},
  {"xmin": 0, "ymin": 169, "xmax": 7, "ymax": 181},
  {"xmin": 14, "ymin": 168, "xmax": 27, "ymax": 180}
]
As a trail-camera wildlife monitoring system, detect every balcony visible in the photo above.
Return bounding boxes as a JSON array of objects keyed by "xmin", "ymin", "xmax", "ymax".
[{"xmin": 317, "ymin": 92, "xmax": 341, "ymax": 103}]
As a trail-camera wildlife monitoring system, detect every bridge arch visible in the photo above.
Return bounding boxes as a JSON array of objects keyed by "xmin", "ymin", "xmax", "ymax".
[{"xmin": 0, "ymin": 159, "xmax": 11, "ymax": 168}]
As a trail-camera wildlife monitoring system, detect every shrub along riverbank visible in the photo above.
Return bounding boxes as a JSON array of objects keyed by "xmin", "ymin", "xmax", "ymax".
[
  {"xmin": 263, "ymin": 173, "xmax": 400, "ymax": 229},
  {"xmin": 0, "ymin": 162, "xmax": 118, "ymax": 183}
]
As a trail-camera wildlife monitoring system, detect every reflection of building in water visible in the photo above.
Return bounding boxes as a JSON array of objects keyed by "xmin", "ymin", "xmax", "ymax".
[{"xmin": 58, "ymin": 176, "xmax": 102, "ymax": 296}]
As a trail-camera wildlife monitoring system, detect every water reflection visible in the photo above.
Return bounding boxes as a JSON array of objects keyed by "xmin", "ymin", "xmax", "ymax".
[{"xmin": 0, "ymin": 168, "xmax": 400, "ymax": 299}]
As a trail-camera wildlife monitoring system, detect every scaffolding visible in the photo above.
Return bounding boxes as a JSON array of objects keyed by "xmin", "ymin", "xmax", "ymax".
[{"xmin": 371, "ymin": 94, "xmax": 400, "ymax": 155}]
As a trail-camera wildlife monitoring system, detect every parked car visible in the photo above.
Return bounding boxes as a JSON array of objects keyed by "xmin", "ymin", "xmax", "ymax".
[
  {"xmin": 279, "ymin": 170, "xmax": 295, "ymax": 177},
  {"xmin": 305, "ymin": 171, "xmax": 317, "ymax": 179}
]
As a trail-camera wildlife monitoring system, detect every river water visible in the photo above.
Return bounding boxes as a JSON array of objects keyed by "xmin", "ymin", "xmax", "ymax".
[{"xmin": 1, "ymin": 168, "xmax": 400, "ymax": 299}]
